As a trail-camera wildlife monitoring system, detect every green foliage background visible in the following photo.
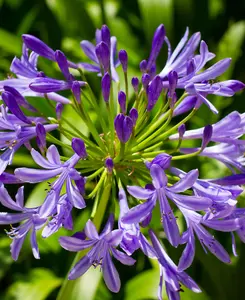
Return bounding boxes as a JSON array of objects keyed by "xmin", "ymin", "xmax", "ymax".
[{"xmin": 0, "ymin": 0, "xmax": 245, "ymax": 299}]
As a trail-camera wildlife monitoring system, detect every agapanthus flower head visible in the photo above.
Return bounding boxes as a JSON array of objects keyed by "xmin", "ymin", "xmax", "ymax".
[{"xmin": 0, "ymin": 22, "xmax": 245, "ymax": 300}]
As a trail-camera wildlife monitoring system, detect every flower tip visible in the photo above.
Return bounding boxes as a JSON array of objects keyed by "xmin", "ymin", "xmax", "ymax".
[{"xmin": 72, "ymin": 138, "xmax": 87, "ymax": 158}]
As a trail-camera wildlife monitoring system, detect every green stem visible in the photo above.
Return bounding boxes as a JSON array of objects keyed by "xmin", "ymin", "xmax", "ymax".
[{"xmin": 86, "ymin": 169, "xmax": 107, "ymax": 199}]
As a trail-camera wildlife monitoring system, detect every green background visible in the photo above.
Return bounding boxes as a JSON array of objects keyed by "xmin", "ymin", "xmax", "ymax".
[{"xmin": 0, "ymin": 0, "xmax": 245, "ymax": 299}]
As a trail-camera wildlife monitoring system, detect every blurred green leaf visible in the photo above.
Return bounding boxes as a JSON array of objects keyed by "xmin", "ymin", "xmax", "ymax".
[
  {"xmin": 138, "ymin": 0, "xmax": 174, "ymax": 43},
  {"xmin": 216, "ymin": 21, "xmax": 245, "ymax": 80},
  {"xmin": 208, "ymin": 0, "xmax": 224, "ymax": 19},
  {"xmin": 46, "ymin": 0, "xmax": 95, "ymax": 38},
  {"xmin": 17, "ymin": 6, "xmax": 39, "ymax": 35},
  {"xmin": 181, "ymin": 287, "xmax": 210, "ymax": 300},
  {"xmin": 125, "ymin": 269, "xmax": 160, "ymax": 300},
  {"xmin": 6, "ymin": 268, "xmax": 61, "ymax": 300},
  {"xmin": 0, "ymin": 28, "xmax": 21, "ymax": 55},
  {"xmin": 0, "ymin": 237, "xmax": 12, "ymax": 280}
]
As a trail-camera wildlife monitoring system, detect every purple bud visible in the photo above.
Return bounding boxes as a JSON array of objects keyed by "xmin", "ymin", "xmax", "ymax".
[
  {"xmin": 101, "ymin": 25, "xmax": 111, "ymax": 49},
  {"xmin": 114, "ymin": 113, "xmax": 133, "ymax": 143},
  {"xmin": 55, "ymin": 50, "xmax": 70, "ymax": 81},
  {"xmin": 118, "ymin": 91, "xmax": 126, "ymax": 114},
  {"xmin": 72, "ymin": 138, "xmax": 87, "ymax": 158},
  {"xmin": 201, "ymin": 125, "xmax": 213, "ymax": 150},
  {"xmin": 178, "ymin": 124, "xmax": 186, "ymax": 139},
  {"xmin": 22, "ymin": 34, "xmax": 55, "ymax": 61},
  {"xmin": 142, "ymin": 73, "xmax": 150, "ymax": 90},
  {"xmin": 105, "ymin": 157, "xmax": 114, "ymax": 173},
  {"xmin": 168, "ymin": 71, "xmax": 178, "ymax": 98},
  {"xmin": 2, "ymin": 91, "xmax": 32, "ymax": 124},
  {"xmin": 149, "ymin": 63, "xmax": 156, "ymax": 79},
  {"xmin": 56, "ymin": 103, "xmax": 63, "ymax": 120},
  {"xmin": 36, "ymin": 123, "xmax": 46, "ymax": 153},
  {"xmin": 147, "ymin": 24, "xmax": 165, "ymax": 70},
  {"xmin": 118, "ymin": 50, "xmax": 128, "ymax": 72},
  {"xmin": 4, "ymin": 86, "xmax": 37, "ymax": 112},
  {"xmin": 72, "ymin": 81, "xmax": 81, "ymax": 103},
  {"xmin": 129, "ymin": 108, "xmax": 138, "ymax": 126},
  {"xmin": 75, "ymin": 177, "xmax": 86, "ymax": 194},
  {"xmin": 101, "ymin": 72, "xmax": 111, "ymax": 102},
  {"xmin": 169, "ymin": 92, "xmax": 177, "ymax": 109},
  {"xmin": 95, "ymin": 41, "xmax": 110, "ymax": 72},
  {"xmin": 147, "ymin": 75, "xmax": 163, "ymax": 111},
  {"xmin": 145, "ymin": 153, "xmax": 172, "ymax": 170},
  {"xmin": 140, "ymin": 60, "xmax": 147, "ymax": 73},
  {"xmin": 131, "ymin": 77, "xmax": 139, "ymax": 93}
]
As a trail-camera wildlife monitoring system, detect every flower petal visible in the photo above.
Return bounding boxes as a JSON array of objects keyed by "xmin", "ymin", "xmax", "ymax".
[
  {"xmin": 15, "ymin": 167, "xmax": 62, "ymax": 183},
  {"xmin": 102, "ymin": 252, "xmax": 121, "ymax": 293},
  {"xmin": 31, "ymin": 148, "xmax": 58, "ymax": 169},
  {"xmin": 85, "ymin": 220, "xmax": 99, "ymax": 240},
  {"xmin": 68, "ymin": 254, "xmax": 92, "ymax": 280},
  {"xmin": 30, "ymin": 228, "xmax": 40, "ymax": 259},
  {"xmin": 150, "ymin": 164, "xmax": 167, "ymax": 189},
  {"xmin": 168, "ymin": 169, "xmax": 198, "ymax": 193},
  {"xmin": 178, "ymin": 228, "xmax": 195, "ymax": 271},
  {"xmin": 127, "ymin": 185, "xmax": 154, "ymax": 199},
  {"xmin": 59, "ymin": 236, "xmax": 96, "ymax": 252},
  {"xmin": 111, "ymin": 248, "xmax": 136, "ymax": 265},
  {"xmin": 104, "ymin": 229, "xmax": 123, "ymax": 246}
]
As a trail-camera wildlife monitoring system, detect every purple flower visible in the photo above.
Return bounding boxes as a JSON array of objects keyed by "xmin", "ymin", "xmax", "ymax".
[
  {"xmin": 178, "ymin": 208, "xmax": 240, "ymax": 270},
  {"xmin": 149, "ymin": 229, "xmax": 201, "ymax": 300},
  {"xmin": 59, "ymin": 215, "xmax": 135, "ymax": 293},
  {"xmin": 170, "ymin": 111, "xmax": 245, "ymax": 145},
  {"xmin": 42, "ymin": 194, "xmax": 73, "ymax": 238},
  {"xmin": 105, "ymin": 157, "xmax": 114, "ymax": 173},
  {"xmin": 0, "ymin": 44, "xmax": 71, "ymax": 105},
  {"xmin": 79, "ymin": 27, "xmax": 120, "ymax": 82},
  {"xmin": 0, "ymin": 105, "xmax": 58, "ymax": 174},
  {"xmin": 29, "ymin": 50, "xmax": 86, "ymax": 93},
  {"xmin": 22, "ymin": 34, "xmax": 77, "ymax": 68},
  {"xmin": 114, "ymin": 113, "xmax": 133, "ymax": 143},
  {"xmin": 180, "ymin": 143, "xmax": 245, "ymax": 173},
  {"xmin": 0, "ymin": 184, "xmax": 47, "ymax": 260},
  {"xmin": 131, "ymin": 77, "xmax": 139, "ymax": 93},
  {"xmin": 123, "ymin": 165, "xmax": 212, "ymax": 247},
  {"xmin": 118, "ymin": 188, "xmax": 156, "ymax": 257},
  {"xmin": 15, "ymin": 142, "xmax": 86, "ymax": 209}
]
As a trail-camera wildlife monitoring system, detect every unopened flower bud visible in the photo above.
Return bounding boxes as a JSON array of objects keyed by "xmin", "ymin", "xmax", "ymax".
[
  {"xmin": 119, "ymin": 50, "xmax": 128, "ymax": 72},
  {"xmin": 72, "ymin": 138, "xmax": 87, "ymax": 158}
]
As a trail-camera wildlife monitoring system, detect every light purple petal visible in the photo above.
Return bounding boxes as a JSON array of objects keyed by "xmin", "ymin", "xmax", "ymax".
[
  {"xmin": 0, "ymin": 184, "xmax": 23, "ymax": 211},
  {"xmin": 168, "ymin": 193, "xmax": 212, "ymax": 211},
  {"xmin": 127, "ymin": 185, "xmax": 154, "ymax": 199},
  {"xmin": 85, "ymin": 220, "xmax": 99, "ymax": 240},
  {"xmin": 30, "ymin": 228, "xmax": 40, "ymax": 259},
  {"xmin": 15, "ymin": 167, "xmax": 62, "ymax": 183},
  {"xmin": 102, "ymin": 252, "xmax": 121, "ymax": 293},
  {"xmin": 111, "ymin": 248, "xmax": 136, "ymax": 265},
  {"xmin": 104, "ymin": 229, "xmax": 123, "ymax": 246},
  {"xmin": 178, "ymin": 228, "xmax": 195, "ymax": 271},
  {"xmin": 80, "ymin": 40, "xmax": 99, "ymax": 63},
  {"xmin": 191, "ymin": 58, "xmax": 231, "ymax": 82},
  {"xmin": 100, "ymin": 214, "xmax": 114, "ymax": 237},
  {"xmin": 11, "ymin": 234, "xmax": 27, "ymax": 261},
  {"xmin": 46, "ymin": 145, "xmax": 61, "ymax": 165},
  {"xmin": 59, "ymin": 236, "xmax": 96, "ymax": 252},
  {"xmin": 0, "ymin": 212, "xmax": 31, "ymax": 224},
  {"xmin": 78, "ymin": 62, "xmax": 101, "ymax": 72},
  {"xmin": 202, "ymin": 218, "xmax": 240, "ymax": 232},
  {"xmin": 122, "ymin": 199, "xmax": 156, "ymax": 224},
  {"xmin": 68, "ymin": 254, "xmax": 92, "ymax": 280},
  {"xmin": 168, "ymin": 169, "xmax": 198, "ymax": 193},
  {"xmin": 31, "ymin": 148, "xmax": 58, "ymax": 169},
  {"xmin": 66, "ymin": 177, "xmax": 86, "ymax": 209},
  {"xmin": 39, "ymin": 190, "xmax": 58, "ymax": 218},
  {"xmin": 150, "ymin": 164, "xmax": 167, "ymax": 189}
]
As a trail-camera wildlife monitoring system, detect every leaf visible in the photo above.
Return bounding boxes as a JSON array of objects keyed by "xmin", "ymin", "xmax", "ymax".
[
  {"xmin": 0, "ymin": 237, "xmax": 12, "ymax": 280},
  {"xmin": 6, "ymin": 268, "xmax": 61, "ymax": 300},
  {"xmin": 0, "ymin": 28, "xmax": 21, "ymax": 55},
  {"xmin": 138, "ymin": 0, "xmax": 174, "ymax": 43},
  {"xmin": 216, "ymin": 21, "xmax": 245, "ymax": 80},
  {"xmin": 46, "ymin": 0, "xmax": 95, "ymax": 38},
  {"xmin": 181, "ymin": 287, "xmax": 210, "ymax": 300},
  {"xmin": 125, "ymin": 269, "xmax": 160, "ymax": 300}
]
